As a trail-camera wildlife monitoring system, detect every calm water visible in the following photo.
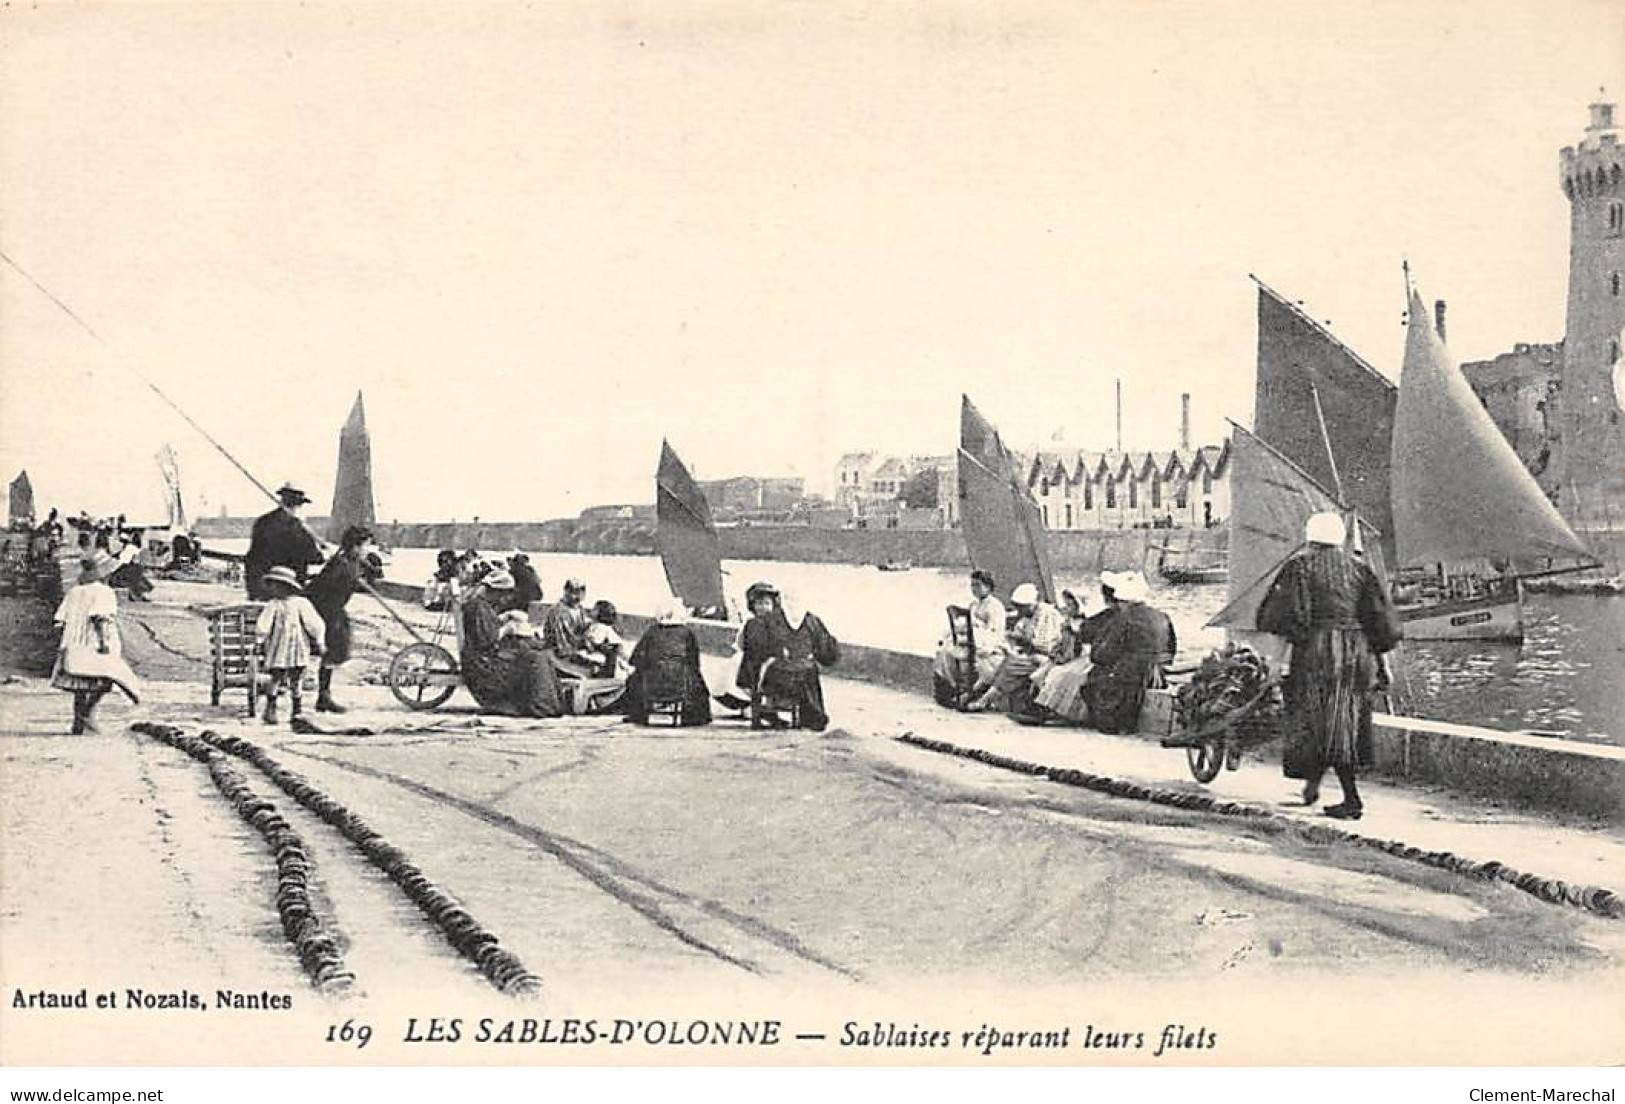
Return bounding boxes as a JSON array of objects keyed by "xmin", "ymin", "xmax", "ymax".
[{"xmin": 215, "ymin": 542, "xmax": 1624, "ymax": 744}]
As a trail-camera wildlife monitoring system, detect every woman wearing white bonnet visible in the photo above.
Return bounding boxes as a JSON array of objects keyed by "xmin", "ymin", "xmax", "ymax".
[
  {"xmin": 1079, "ymin": 570, "xmax": 1176, "ymax": 733},
  {"xmin": 624, "ymin": 594, "xmax": 712, "ymax": 725},
  {"xmin": 1255, "ymin": 510, "xmax": 1402, "ymax": 819}
]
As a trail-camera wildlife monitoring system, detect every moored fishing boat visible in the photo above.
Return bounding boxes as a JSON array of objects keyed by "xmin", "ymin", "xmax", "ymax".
[
  {"xmin": 655, "ymin": 440, "xmax": 729, "ymax": 620},
  {"xmin": 1389, "ymin": 285, "xmax": 1598, "ymax": 643},
  {"xmin": 957, "ymin": 394, "xmax": 1056, "ymax": 603}
]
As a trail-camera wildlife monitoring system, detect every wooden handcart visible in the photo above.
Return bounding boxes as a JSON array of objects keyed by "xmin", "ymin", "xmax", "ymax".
[
  {"xmin": 386, "ymin": 598, "xmax": 462, "ymax": 710},
  {"xmin": 204, "ymin": 603, "xmax": 270, "ymax": 715},
  {"xmin": 1158, "ymin": 676, "xmax": 1283, "ymax": 783}
]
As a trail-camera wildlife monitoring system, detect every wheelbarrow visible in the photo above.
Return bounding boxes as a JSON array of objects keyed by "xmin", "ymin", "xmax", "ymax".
[{"xmin": 1159, "ymin": 676, "xmax": 1283, "ymax": 783}]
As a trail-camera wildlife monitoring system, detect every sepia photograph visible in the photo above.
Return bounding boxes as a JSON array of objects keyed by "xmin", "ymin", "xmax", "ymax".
[{"xmin": 1, "ymin": 0, "xmax": 1622, "ymax": 1078}]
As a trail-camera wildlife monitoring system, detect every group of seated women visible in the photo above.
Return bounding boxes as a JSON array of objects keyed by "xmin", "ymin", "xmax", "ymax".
[
  {"xmin": 932, "ymin": 569, "xmax": 1176, "ymax": 734},
  {"xmin": 454, "ymin": 571, "xmax": 842, "ymax": 731}
]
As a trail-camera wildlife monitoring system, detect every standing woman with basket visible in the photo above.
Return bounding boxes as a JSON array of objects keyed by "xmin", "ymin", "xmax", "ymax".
[
  {"xmin": 1255, "ymin": 512, "xmax": 1402, "ymax": 820},
  {"xmin": 52, "ymin": 551, "xmax": 142, "ymax": 733}
]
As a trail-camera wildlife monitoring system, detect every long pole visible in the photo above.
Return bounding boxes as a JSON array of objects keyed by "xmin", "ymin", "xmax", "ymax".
[
  {"xmin": 0, "ymin": 248, "xmax": 427, "ymax": 645},
  {"xmin": 1115, "ymin": 379, "xmax": 1122, "ymax": 452}
]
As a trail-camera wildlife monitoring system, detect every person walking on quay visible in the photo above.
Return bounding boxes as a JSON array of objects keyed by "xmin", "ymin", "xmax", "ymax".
[
  {"xmin": 304, "ymin": 525, "xmax": 380, "ymax": 714},
  {"xmin": 52, "ymin": 551, "xmax": 142, "ymax": 734},
  {"xmin": 244, "ymin": 483, "xmax": 324, "ymax": 600},
  {"xmin": 254, "ymin": 566, "xmax": 326, "ymax": 724},
  {"xmin": 1256, "ymin": 512, "xmax": 1401, "ymax": 820}
]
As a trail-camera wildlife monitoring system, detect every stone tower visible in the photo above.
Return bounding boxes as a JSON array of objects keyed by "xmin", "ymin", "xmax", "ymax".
[{"xmin": 1557, "ymin": 95, "xmax": 1625, "ymax": 530}]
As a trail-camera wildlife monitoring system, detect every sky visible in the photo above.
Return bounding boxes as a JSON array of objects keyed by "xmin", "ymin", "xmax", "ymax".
[{"xmin": 2, "ymin": 0, "xmax": 1622, "ymax": 523}]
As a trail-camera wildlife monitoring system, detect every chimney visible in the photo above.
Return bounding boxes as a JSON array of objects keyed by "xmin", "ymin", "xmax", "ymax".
[
  {"xmin": 1180, "ymin": 393, "xmax": 1191, "ymax": 451},
  {"xmin": 1434, "ymin": 299, "xmax": 1447, "ymax": 342}
]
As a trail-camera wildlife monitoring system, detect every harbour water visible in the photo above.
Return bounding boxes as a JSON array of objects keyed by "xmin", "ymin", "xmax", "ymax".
[{"xmin": 214, "ymin": 542, "xmax": 1624, "ymax": 745}]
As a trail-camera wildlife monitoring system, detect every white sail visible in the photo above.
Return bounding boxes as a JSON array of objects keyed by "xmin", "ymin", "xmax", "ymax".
[{"xmin": 1391, "ymin": 289, "xmax": 1593, "ymax": 567}]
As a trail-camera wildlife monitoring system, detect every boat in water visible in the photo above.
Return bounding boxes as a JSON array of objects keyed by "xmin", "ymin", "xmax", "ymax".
[
  {"xmin": 957, "ymin": 394, "xmax": 1056, "ymax": 603},
  {"xmin": 1153, "ymin": 531, "xmax": 1229, "ymax": 585},
  {"xmin": 1388, "ymin": 286, "xmax": 1598, "ymax": 642},
  {"xmin": 877, "ymin": 559, "xmax": 913, "ymax": 573},
  {"xmin": 8, "ymin": 470, "xmax": 34, "ymax": 526},
  {"xmin": 1247, "ymin": 275, "xmax": 1579, "ymax": 642},
  {"xmin": 655, "ymin": 440, "xmax": 729, "ymax": 620},
  {"xmin": 1208, "ymin": 424, "xmax": 1390, "ymax": 668}
]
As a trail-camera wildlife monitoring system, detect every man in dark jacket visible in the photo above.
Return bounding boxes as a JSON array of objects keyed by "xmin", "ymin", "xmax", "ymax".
[
  {"xmin": 508, "ymin": 553, "xmax": 544, "ymax": 607},
  {"xmin": 244, "ymin": 484, "xmax": 324, "ymax": 600},
  {"xmin": 304, "ymin": 525, "xmax": 381, "ymax": 713}
]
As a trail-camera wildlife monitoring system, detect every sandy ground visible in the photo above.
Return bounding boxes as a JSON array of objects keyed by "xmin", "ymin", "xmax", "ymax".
[{"xmin": 2, "ymin": 575, "xmax": 1623, "ymax": 1065}]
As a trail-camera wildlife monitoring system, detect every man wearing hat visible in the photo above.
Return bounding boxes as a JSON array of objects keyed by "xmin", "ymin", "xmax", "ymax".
[{"xmin": 244, "ymin": 483, "xmax": 325, "ymax": 601}]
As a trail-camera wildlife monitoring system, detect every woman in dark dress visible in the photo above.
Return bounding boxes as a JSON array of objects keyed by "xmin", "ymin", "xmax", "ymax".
[
  {"xmin": 459, "ymin": 570, "xmax": 565, "ymax": 718},
  {"xmin": 736, "ymin": 586, "xmax": 840, "ymax": 730},
  {"xmin": 622, "ymin": 600, "xmax": 712, "ymax": 726},
  {"xmin": 304, "ymin": 526, "xmax": 381, "ymax": 713},
  {"xmin": 1256, "ymin": 512, "xmax": 1401, "ymax": 820},
  {"xmin": 1082, "ymin": 571, "xmax": 1177, "ymax": 734}
]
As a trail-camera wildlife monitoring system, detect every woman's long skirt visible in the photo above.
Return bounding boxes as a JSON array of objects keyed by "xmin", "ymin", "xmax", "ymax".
[
  {"xmin": 1035, "ymin": 656, "xmax": 1092, "ymax": 723},
  {"xmin": 1281, "ymin": 627, "xmax": 1375, "ymax": 779}
]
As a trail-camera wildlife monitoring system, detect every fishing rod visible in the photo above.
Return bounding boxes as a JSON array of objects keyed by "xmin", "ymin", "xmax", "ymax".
[{"xmin": 0, "ymin": 247, "xmax": 429, "ymax": 645}]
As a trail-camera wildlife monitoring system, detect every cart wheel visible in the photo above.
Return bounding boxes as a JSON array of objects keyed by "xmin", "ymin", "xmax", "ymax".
[
  {"xmin": 1187, "ymin": 739, "xmax": 1224, "ymax": 784},
  {"xmin": 389, "ymin": 643, "xmax": 457, "ymax": 711}
]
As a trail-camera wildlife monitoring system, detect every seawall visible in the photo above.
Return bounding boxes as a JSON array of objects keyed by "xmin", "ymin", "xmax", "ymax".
[{"xmin": 195, "ymin": 516, "xmax": 1227, "ymax": 572}]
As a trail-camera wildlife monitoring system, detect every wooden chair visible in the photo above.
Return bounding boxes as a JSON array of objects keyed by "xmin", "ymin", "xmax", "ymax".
[
  {"xmin": 206, "ymin": 603, "xmax": 269, "ymax": 716},
  {"xmin": 942, "ymin": 604, "xmax": 977, "ymax": 703},
  {"xmin": 749, "ymin": 661, "xmax": 803, "ymax": 729}
]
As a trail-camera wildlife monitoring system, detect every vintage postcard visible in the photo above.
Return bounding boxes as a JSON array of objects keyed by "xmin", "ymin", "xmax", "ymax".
[{"xmin": 1, "ymin": 0, "xmax": 1622, "ymax": 1073}]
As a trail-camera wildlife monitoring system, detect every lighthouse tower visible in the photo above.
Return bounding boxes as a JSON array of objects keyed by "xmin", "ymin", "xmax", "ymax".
[{"xmin": 1557, "ymin": 95, "xmax": 1625, "ymax": 531}]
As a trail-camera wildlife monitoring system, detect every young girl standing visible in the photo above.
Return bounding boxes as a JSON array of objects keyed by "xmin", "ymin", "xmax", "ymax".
[
  {"xmin": 52, "ymin": 552, "xmax": 142, "ymax": 734},
  {"xmin": 254, "ymin": 565, "xmax": 326, "ymax": 724}
]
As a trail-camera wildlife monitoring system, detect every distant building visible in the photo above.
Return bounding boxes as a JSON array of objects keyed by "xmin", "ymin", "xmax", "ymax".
[
  {"xmin": 1461, "ymin": 342, "xmax": 1562, "ymax": 496},
  {"xmin": 833, "ymin": 452, "xmax": 882, "ymax": 510},
  {"xmin": 699, "ymin": 475, "xmax": 807, "ymax": 518},
  {"xmin": 1026, "ymin": 444, "xmax": 1230, "ymax": 531}
]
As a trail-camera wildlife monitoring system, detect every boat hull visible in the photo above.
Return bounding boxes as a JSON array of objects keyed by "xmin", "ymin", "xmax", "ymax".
[
  {"xmin": 1397, "ymin": 592, "xmax": 1523, "ymax": 642},
  {"xmin": 1160, "ymin": 566, "xmax": 1228, "ymax": 585}
]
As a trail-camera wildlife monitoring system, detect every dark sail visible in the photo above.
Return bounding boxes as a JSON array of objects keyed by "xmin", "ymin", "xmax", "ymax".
[
  {"xmin": 328, "ymin": 392, "xmax": 377, "ymax": 542},
  {"xmin": 1253, "ymin": 279, "xmax": 1398, "ymax": 565},
  {"xmin": 1210, "ymin": 426, "xmax": 1389, "ymax": 653},
  {"xmin": 958, "ymin": 395, "xmax": 1056, "ymax": 603},
  {"xmin": 656, "ymin": 441, "xmax": 725, "ymax": 612},
  {"xmin": 8, "ymin": 470, "xmax": 34, "ymax": 525}
]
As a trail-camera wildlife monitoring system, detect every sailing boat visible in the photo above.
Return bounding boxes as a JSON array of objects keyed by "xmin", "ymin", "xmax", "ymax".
[
  {"xmin": 8, "ymin": 470, "xmax": 34, "ymax": 526},
  {"xmin": 1208, "ymin": 425, "xmax": 1389, "ymax": 667},
  {"xmin": 957, "ymin": 395, "xmax": 1056, "ymax": 603},
  {"xmin": 328, "ymin": 392, "xmax": 378, "ymax": 543},
  {"xmin": 655, "ymin": 440, "xmax": 728, "ymax": 619},
  {"xmin": 1388, "ymin": 287, "xmax": 1597, "ymax": 642},
  {"xmin": 156, "ymin": 445, "xmax": 187, "ymax": 531}
]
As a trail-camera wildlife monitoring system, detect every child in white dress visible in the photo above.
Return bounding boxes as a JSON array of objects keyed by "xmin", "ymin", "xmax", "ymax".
[{"xmin": 255, "ymin": 565, "xmax": 326, "ymax": 724}]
